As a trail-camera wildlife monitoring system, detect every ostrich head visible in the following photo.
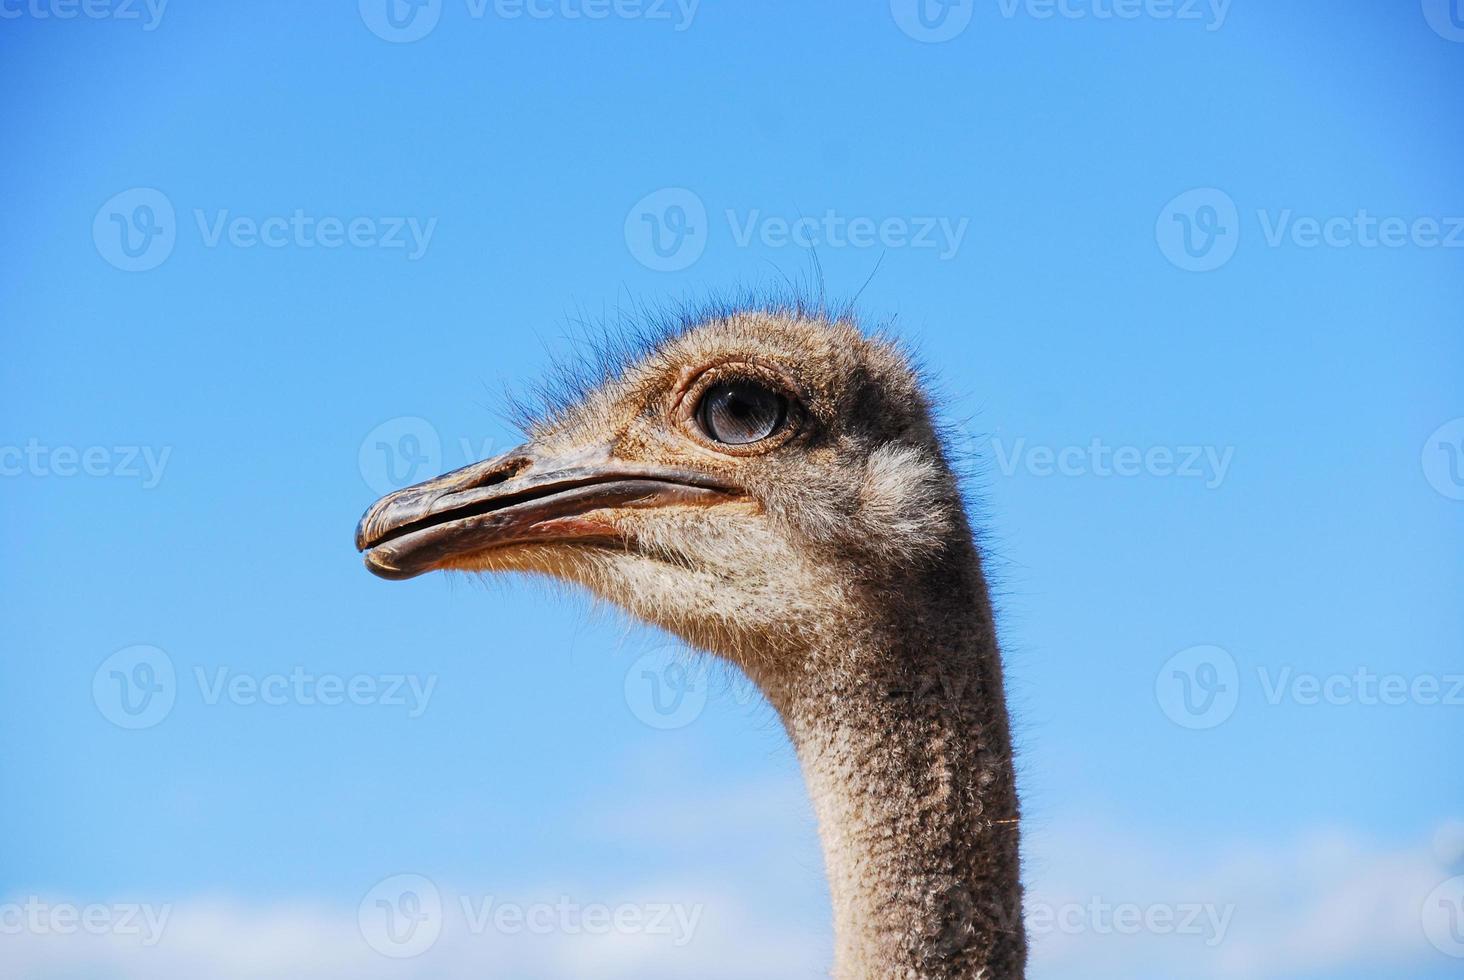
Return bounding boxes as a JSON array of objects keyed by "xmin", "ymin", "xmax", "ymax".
[
  {"xmin": 354, "ymin": 304, "xmax": 1023, "ymax": 978},
  {"xmin": 355, "ymin": 307, "xmax": 962, "ymax": 692}
]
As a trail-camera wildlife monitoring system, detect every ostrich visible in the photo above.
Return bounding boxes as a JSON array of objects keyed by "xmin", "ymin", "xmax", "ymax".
[{"xmin": 355, "ymin": 302, "xmax": 1026, "ymax": 979}]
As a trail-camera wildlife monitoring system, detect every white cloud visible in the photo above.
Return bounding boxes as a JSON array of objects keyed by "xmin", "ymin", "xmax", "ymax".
[
  {"xmin": 4, "ymin": 791, "xmax": 1458, "ymax": 980},
  {"xmin": 1023, "ymin": 817, "xmax": 1463, "ymax": 979},
  {"xmin": 0, "ymin": 888, "xmax": 824, "ymax": 980}
]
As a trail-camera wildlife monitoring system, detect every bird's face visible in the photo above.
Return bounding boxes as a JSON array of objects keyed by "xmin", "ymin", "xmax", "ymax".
[{"xmin": 356, "ymin": 311, "xmax": 957, "ymax": 669}]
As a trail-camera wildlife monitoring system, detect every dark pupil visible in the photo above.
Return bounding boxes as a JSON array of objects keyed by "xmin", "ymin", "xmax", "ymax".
[{"xmin": 700, "ymin": 381, "xmax": 785, "ymax": 445}]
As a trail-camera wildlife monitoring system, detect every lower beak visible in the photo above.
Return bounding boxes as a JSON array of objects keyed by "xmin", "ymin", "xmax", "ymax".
[{"xmin": 355, "ymin": 443, "xmax": 741, "ymax": 581}]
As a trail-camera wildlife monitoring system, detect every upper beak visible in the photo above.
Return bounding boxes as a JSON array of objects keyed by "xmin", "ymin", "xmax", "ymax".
[{"xmin": 355, "ymin": 442, "xmax": 743, "ymax": 580}]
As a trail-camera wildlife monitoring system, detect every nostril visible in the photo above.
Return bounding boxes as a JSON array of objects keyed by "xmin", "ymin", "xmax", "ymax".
[
  {"xmin": 459, "ymin": 455, "xmax": 532, "ymax": 492},
  {"xmin": 358, "ymin": 451, "xmax": 540, "ymax": 553}
]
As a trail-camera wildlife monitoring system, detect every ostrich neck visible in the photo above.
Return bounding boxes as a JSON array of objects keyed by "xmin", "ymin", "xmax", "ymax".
[{"xmin": 766, "ymin": 542, "xmax": 1025, "ymax": 979}]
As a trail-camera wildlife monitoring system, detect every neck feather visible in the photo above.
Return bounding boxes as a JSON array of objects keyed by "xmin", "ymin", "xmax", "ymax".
[{"xmin": 764, "ymin": 538, "xmax": 1026, "ymax": 979}]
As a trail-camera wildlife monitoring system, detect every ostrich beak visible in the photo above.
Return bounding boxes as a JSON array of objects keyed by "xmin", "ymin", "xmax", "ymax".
[{"xmin": 355, "ymin": 443, "xmax": 743, "ymax": 581}]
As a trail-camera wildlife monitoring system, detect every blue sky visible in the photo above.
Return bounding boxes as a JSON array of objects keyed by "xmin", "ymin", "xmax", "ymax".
[{"xmin": 2, "ymin": 2, "xmax": 1461, "ymax": 977}]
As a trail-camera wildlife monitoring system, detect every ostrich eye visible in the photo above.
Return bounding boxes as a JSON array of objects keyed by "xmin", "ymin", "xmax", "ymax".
[{"xmin": 696, "ymin": 380, "xmax": 788, "ymax": 446}]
